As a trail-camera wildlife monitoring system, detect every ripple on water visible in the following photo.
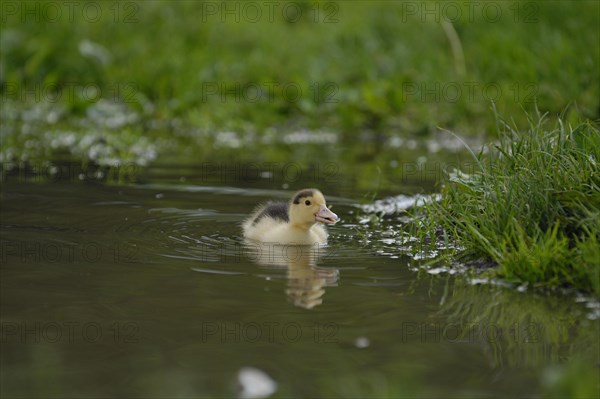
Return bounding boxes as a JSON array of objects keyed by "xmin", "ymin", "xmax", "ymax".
[{"xmin": 136, "ymin": 189, "xmax": 459, "ymax": 300}]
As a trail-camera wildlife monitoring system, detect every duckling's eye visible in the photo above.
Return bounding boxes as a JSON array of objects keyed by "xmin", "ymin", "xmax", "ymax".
[{"xmin": 304, "ymin": 200, "xmax": 311, "ymax": 206}]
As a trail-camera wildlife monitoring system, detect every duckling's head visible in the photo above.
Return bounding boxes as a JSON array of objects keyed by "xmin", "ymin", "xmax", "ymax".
[{"xmin": 289, "ymin": 189, "xmax": 338, "ymax": 229}]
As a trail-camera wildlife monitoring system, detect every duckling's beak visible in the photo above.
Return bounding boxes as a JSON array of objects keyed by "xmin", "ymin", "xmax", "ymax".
[{"xmin": 316, "ymin": 205, "xmax": 338, "ymax": 224}]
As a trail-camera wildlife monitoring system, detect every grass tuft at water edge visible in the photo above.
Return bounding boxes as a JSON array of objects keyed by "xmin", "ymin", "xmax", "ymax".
[{"xmin": 416, "ymin": 113, "xmax": 600, "ymax": 295}]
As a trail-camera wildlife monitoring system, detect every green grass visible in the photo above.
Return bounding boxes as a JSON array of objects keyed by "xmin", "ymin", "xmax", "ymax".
[
  {"xmin": 1, "ymin": 1, "xmax": 599, "ymax": 166},
  {"xmin": 416, "ymin": 113, "xmax": 600, "ymax": 294}
]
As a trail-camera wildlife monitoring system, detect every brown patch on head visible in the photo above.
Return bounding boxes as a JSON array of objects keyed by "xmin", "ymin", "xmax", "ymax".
[{"xmin": 292, "ymin": 189, "xmax": 315, "ymax": 204}]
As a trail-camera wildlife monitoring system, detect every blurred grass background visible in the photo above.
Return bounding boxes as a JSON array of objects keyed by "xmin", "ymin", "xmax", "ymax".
[{"xmin": 1, "ymin": 0, "xmax": 598, "ymax": 166}]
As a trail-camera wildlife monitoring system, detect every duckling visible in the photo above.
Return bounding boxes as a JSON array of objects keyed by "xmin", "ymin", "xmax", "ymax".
[{"xmin": 242, "ymin": 189, "xmax": 338, "ymax": 245}]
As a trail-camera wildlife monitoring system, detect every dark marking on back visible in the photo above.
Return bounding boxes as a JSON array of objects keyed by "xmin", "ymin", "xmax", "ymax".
[
  {"xmin": 252, "ymin": 202, "xmax": 289, "ymax": 225},
  {"xmin": 292, "ymin": 190, "xmax": 314, "ymax": 204}
]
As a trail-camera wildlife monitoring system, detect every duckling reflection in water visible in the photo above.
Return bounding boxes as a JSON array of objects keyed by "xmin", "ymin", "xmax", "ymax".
[
  {"xmin": 244, "ymin": 241, "xmax": 339, "ymax": 309},
  {"xmin": 285, "ymin": 246, "xmax": 339, "ymax": 309},
  {"xmin": 242, "ymin": 189, "xmax": 338, "ymax": 245}
]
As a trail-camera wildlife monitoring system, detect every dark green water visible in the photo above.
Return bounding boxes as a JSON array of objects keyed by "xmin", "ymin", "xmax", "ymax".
[{"xmin": 1, "ymin": 167, "xmax": 598, "ymax": 398}]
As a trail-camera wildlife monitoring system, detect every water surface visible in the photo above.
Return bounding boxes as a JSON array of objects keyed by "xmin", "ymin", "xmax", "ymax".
[{"xmin": 1, "ymin": 171, "xmax": 598, "ymax": 398}]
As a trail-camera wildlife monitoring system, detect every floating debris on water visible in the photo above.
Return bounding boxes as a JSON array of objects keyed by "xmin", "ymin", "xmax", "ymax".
[
  {"xmin": 238, "ymin": 367, "xmax": 277, "ymax": 399},
  {"xmin": 354, "ymin": 336, "xmax": 370, "ymax": 348},
  {"xmin": 412, "ymin": 249, "xmax": 439, "ymax": 261},
  {"xmin": 359, "ymin": 194, "xmax": 442, "ymax": 215},
  {"xmin": 426, "ymin": 267, "xmax": 459, "ymax": 275}
]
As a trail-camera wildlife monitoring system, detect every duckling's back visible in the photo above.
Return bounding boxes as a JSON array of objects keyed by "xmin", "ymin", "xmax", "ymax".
[
  {"xmin": 251, "ymin": 202, "xmax": 289, "ymax": 224},
  {"xmin": 242, "ymin": 202, "xmax": 289, "ymax": 241}
]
